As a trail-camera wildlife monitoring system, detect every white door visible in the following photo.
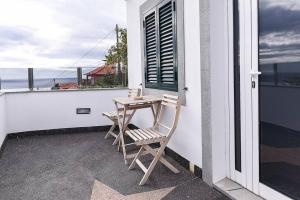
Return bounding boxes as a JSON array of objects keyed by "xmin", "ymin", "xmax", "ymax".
[
  {"xmin": 230, "ymin": 0, "xmax": 300, "ymax": 199},
  {"xmin": 252, "ymin": 0, "xmax": 300, "ymax": 199}
]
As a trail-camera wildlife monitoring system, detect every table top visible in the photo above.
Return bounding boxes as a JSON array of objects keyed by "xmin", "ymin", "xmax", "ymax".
[{"xmin": 113, "ymin": 95, "xmax": 162, "ymax": 106}]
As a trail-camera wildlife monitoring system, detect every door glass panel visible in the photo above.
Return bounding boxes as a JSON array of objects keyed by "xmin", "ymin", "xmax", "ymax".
[
  {"xmin": 259, "ymin": 0, "xmax": 300, "ymax": 199},
  {"xmin": 233, "ymin": 0, "xmax": 241, "ymax": 172}
]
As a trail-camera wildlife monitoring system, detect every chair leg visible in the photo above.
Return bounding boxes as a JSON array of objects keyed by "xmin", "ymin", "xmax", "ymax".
[
  {"xmin": 117, "ymin": 140, "xmax": 121, "ymax": 152},
  {"xmin": 112, "ymin": 133, "xmax": 120, "ymax": 145},
  {"xmin": 143, "ymin": 145, "xmax": 179, "ymax": 174},
  {"xmin": 160, "ymin": 141, "xmax": 165, "ymax": 155},
  {"xmin": 129, "ymin": 146, "xmax": 144, "ymax": 170},
  {"xmin": 139, "ymin": 148, "xmax": 164, "ymax": 186},
  {"xmin": 104, "ymin": 123, "xmax": 116, "ymax": 139},
  {"xmin": 158, "ymin": 157, "xmax": 180, "ymax": 174}
]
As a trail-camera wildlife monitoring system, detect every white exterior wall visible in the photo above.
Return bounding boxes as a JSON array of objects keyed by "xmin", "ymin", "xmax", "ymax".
[
  {"xmin": 126, "ymin": 0, "xmax": 202, "ymax": 167},
  {"xmin": 0, "ymin": 93, "xmax": 6, "ymax": 147},
  {"xmin": 4, "ymin": 89, "xmax": 128, "ymax": 133}
]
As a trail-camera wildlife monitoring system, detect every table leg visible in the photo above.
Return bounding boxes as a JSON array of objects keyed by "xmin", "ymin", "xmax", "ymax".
[
  {"xmin": 120, "ymin": 132, "xmax": 127, "ymax": 165},
  {"xmin": 123, "ymin": 110, "xmax": 136, "ymax": 129},
  {"xmin": 115, "ymin": 103, "xmax": 127, "ymax": 165},
  {"xmin": 121, "ymin": 108, "xmax": 137, "ymax": 164},
  {"xmin": 121, "ymin": 107, "xmax": 128, "ymax": 165}
]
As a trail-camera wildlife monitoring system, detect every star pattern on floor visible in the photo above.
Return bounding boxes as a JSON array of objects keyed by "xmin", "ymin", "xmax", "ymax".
[{"xmin": 90, "ymin": 180, "xmax": 175, "ymax": 200}]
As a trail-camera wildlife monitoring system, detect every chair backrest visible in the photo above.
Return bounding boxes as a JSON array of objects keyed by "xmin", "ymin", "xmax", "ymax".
[{"xmin": 155, "ymin": 94, "xmax": 181, "ymax": 139}]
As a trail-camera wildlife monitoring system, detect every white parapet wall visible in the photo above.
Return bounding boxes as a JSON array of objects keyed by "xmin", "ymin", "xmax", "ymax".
[
  {"xmin": 126, "ymin": 0, "xmax": 202, "ymax": 168},
  {"xmin": 4, "ymin": 89, "xmax": 128, "ymax": 134},
  {"xmin": 0, "ymin": 93, "xmax": 6, "ymax": 147}
]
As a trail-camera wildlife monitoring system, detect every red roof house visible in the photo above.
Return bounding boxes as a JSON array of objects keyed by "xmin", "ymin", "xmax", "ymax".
[
  {"xmin": 85, "ymin": 64, "xmax": 117, "ymax": 85},
  {"xmin": 59, "ymin": 82, "xmax": 79, "ymax": 90},
  {"xmin": 85, "ymin": 64, "xmax": 116, "ymax": 78}
]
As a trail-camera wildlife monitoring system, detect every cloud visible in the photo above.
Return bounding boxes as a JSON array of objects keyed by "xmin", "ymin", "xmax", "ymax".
[
  {"xmin": 0, "ymin": 0, "xmax": 126, "ymax": 68},
  {"xmin": 0, "ymin": 26, "xmax": 36, "ymax": 49},
  {"xmin": 260, "ymin": 0, "xmax": 300, "ymax": 11},
  {"xmin": 259, "ymin": 1, "xmax": 300, "ymax": 64},
  {"xmin": 259, "ymin": 4, "xmax": 300, "ymax": 36}
]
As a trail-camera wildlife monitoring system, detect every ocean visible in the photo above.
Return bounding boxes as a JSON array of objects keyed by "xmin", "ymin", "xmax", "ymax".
[{"xmin": 0, "ymin": 78, "xmax": 77, "ymax": 90}]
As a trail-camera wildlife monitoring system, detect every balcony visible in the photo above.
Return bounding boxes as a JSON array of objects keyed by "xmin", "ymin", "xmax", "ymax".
[{"xmin": 0, "ymin": 87, "xmax": 228, "ymax": 200}]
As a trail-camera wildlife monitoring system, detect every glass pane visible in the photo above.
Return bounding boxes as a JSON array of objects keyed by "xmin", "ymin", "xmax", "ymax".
[
  {"xmin": 233, "ymin": 0, "xmax": 241, "ymax": 172},
  {"xmin": 259, "ymin": 1, "xmax": 300, "ymax": 199},
  {"xmin": 277, "ymin": 63, "xmax": 300, "ymax": 86},
  {"xmin": 0, "ymin": 68, "xmax": 28, "ymax": 91},
  {"xmin": 33, "ymin": 68, "xmax": 77, "ymax": 90},
  {"xmin": 260, "ymin": 64, "xmax": 276, "ymax": 86}
]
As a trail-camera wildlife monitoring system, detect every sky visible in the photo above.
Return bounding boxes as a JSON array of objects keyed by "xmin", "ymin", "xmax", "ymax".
[
  {"xmin": 0, "ymin": 0, "xmax": 126, "ymax": 69},
  {"xmin": 259, "ymin": 0, "xmax": 300, "ymax": 64}
]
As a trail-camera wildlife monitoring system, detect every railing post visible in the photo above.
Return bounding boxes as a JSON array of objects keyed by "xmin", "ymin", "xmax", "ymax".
[
  {"xmin": 28, "ymin": 68, "xmax": 34, "ymax": 90},
  {"xmin": 274, "ymin": 63, "xmax": 278, "ymax": 86},
  {"xmin": 77, "ymin": 67, "xmax": 82, "ymax": 87}
]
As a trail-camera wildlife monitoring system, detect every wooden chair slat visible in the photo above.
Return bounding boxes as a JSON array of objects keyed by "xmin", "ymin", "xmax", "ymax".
[
  {"xmin": 162, "ymin": 98, "xmax": 178, "ymax": 105},
  {"xmin": 142, "ymin": 129, "xmax": 157, "ymax": 139},
  {"xmin": 133, "ymin": 130, "xmax": 148, "ymax": 140},
  {"xmin": 130, "ymin": 130, "xmax": 143, "ymax": 140},
  {"xmin": 103, "ymin": 111, "xmax": 131, "ymax": 121},
  {"xmin": 163, "ymin": 94, "xmax": 178, "ymax": 99},
  {"xmin": 126, "ymin": 131, "xmax": 138, "ymax": 141},
  {"xmin": 142, "ymin": 129, "xmax": 157, "ymax": 138},
  {"xmin": 136, "ymin": 129, "xmax": 152, "ymax": 139},
  {"xmin": 146, "ymin": 129, "xmax": 162, "ymax": 138}
]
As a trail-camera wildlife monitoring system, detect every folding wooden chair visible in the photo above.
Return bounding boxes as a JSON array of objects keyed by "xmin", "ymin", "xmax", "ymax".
[
  {"xmin": 126, "ymin": 94, "xmax": 181, "ymax": 185},
  {"xmin": 102, "ymin": 88, "xmax": 142, "ymax": 144}
]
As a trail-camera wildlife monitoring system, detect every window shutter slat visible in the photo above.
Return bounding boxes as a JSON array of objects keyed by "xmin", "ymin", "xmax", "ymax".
[
  {"xmin": 145, "ymin": 11, "xmax": 158, "ymax": 84},
  {"xmin": 159, "ymin": 1, "xmax": 176, "ymax": 86}
]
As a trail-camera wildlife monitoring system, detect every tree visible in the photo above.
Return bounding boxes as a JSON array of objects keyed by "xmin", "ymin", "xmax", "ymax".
[{"xmin": 105, "ymin": 27, "xmax": 128, "ymax": 86}]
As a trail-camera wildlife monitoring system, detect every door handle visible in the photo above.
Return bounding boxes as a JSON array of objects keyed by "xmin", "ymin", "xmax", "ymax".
[
  {"xmin": 250, "ymin": 70, "xmax": 261, "ymax": 88},
  {"xmin": 250, "ymin": 70, "xmax": 262, "ymax": 76}
]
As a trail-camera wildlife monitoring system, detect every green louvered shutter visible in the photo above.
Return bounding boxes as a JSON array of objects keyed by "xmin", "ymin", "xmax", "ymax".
[
  {"xmin": 144, "ymin": 11, "xmax": 158, "ymax": 88},
  {"xmin": 158, "ymin": 1, "xmax": 177, "ymax": 91}
]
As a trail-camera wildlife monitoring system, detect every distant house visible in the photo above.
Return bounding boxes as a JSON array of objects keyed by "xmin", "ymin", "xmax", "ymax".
[
  {"xmin": 58, "ymin": 82, "xmax": 78, "ymax": 90},
  {"xmin": 85, "ymin": 64, "xmax": 116, "ymax": 85}
]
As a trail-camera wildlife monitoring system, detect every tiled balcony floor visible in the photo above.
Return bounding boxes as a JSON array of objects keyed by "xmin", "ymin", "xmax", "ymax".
[{"xmin": 0, "ymin": 131, "xmax": 229, "ymax": 200}]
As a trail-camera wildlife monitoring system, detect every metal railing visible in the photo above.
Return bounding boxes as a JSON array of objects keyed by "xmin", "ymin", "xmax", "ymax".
[
  {"xmin": 260, "ymin": 63, "xmax": 300, "ymax": 87},
  {"xmin": 0, "ymin": 67, "xmax": 128, "ymax": 91}
]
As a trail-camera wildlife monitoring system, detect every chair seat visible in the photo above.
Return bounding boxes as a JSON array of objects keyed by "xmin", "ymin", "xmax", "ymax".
[
  {"xmin": 102, "ymin": 111, "xmax": 130, "ymax": 120},
  {"xmin": 126, "ymin": 129, "xmax": 166, "ymax": 145}
]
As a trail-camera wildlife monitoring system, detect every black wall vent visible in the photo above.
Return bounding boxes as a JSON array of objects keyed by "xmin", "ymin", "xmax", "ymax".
[{"xmin": 76, "ymin": 108, "xmax": 91, "ymax": 114}]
